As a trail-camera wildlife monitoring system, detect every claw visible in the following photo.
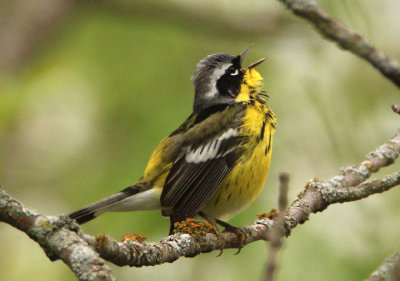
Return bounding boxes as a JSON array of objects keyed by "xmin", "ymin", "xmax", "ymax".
[
  {"xmin": 221, "ymin": 224, "xmax": 247, "ymax": 254},
  {"xmin": 199, "ymin": 212, "xmax": 247, "ymax": 255}
]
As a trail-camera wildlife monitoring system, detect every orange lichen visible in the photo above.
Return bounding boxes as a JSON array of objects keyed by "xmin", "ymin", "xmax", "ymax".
[
  {"xmin": 257, "ymin": 208, "xmax": 278, "ymax": 219},
  {"xmin": 40, "ymin": 220, "xmax": 53, "ymax": 229},
  {"xmin": 304, "ymin": 176, "xmax": 319, "ymax": 189},
  {"xmin": 121, "ymin": 233, "xmax": 147, "ymax": 243},
  {"xmin": 362, "ymin": 160, "xmax": 373, "ymax": 169},
  {"xmin": 96, "ymin": 234, "xmax": 107, "ymax": 248},
  {"xmin": 173, "ymin": 218, "xmax": 216, "ymax": 236}
]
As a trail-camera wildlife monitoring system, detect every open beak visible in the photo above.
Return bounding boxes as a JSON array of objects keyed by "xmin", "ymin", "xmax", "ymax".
[
  {"xmin": 247, "ymin": 57, "xmax": 266, "ymax": 69},
  {"xmin": 240, "ymin": 44, "xmax": 265, "ymax": 69}
]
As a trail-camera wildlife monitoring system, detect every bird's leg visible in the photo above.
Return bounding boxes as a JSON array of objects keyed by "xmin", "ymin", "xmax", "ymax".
[
  {"xmin": 169, "ymin": 216, "xmax": 178, "ymax": 235},
  {"xmin": 215, "ymin": 219, "xmax": 247, "ymax": 255},
  {"xmin": 198, "ymin": 212, "xmax": 225, "ymax": 256},
  {"xmin": 198, "ymin": 212, "xmax": 219, "ymax": 232},
  {"xmin": 199, "ymin": 212, "xmax": 247, "ymax": 255},
  {"xmin": 215, "ymin": 218, "xmax": 247, "ymax": 254}
]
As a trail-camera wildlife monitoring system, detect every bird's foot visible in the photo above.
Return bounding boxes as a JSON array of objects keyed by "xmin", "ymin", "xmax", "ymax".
[
  {"xmin": 199, "ymin": 212, "xmax": 247, "ymax": 255},
  {"xmin": 216, "ymin": 219, "xmax": 247, "ymax": 255}
]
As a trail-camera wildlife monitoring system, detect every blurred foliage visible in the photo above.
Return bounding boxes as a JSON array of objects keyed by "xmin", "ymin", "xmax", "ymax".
[{"xmin": 0, "ymin": 0, "xmax": 399, "ymax": 281}]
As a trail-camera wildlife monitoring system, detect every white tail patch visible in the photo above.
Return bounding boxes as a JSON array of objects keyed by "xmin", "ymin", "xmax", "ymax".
[{"xmin": 106, "ymin": 188, "xmax": 161, "ymax": 212}]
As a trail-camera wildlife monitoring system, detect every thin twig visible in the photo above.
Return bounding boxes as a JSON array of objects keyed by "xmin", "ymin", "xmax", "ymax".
[
  {"xmin": 277, "ymin": 0, "xmax": 400, "ymax": 89},
  {"xmin": 278, "ymin": 173, "xmax": 290, "ymax": 211},
  {"xmin": 364, "ymin": 251, "xmax": 400, "ymax": 281},
  {"xmin": 0, "ymin": 188, "xmax": 115, "ymax": 281},
  {"xmin": 263, "ymin": 172, "xmax": 290, "ymax": 281}
]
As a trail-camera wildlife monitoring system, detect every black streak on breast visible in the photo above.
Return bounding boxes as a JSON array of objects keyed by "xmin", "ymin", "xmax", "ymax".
[
  {"xmin": 265, "ymin": 131, "xmax": 272, "ymax": 155},
  {"xmin": 259, "ymin": 121, "xmax": 266, "ymax": 141}
]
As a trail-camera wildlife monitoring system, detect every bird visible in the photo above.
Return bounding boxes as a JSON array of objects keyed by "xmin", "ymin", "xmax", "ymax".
[{"xmin": 68, "ymin": 46, "xmax": 277, "ymax": 235}]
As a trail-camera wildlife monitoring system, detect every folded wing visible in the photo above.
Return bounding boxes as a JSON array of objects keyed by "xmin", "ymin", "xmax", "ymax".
[{"xmin": 161, "ymin": 127, "xmax": 246, "ymax": 220}]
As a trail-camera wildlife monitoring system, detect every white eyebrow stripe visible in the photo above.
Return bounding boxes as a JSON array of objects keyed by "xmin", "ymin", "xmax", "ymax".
[
  {"xmin": 204, "ymin": 63, "xmax": 232, "ymax": 98},
  {"xmin": 185, "ymin": 128, "xmax": 237, "ymax": 163}
]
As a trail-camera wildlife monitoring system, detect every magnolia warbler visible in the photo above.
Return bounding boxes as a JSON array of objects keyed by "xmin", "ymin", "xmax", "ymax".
[{"xmin": 69, "ymin": 46, "xmax": 276, "ymax": 234}]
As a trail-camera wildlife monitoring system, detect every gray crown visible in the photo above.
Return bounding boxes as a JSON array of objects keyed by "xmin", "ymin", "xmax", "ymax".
[{"xmin": 191, "ymin": 53, "xmax": 236, "ymax": 96}]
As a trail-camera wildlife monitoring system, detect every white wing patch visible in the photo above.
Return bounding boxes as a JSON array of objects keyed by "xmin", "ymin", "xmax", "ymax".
[{"xmin": 185, "ymin": 128, "xmax": 237, "ymax": 163}]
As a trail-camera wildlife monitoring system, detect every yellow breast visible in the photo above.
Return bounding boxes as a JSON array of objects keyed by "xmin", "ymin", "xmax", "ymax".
[{"xmin": 202, "ymin": 104, "xmax": 275, "ymax": 220}]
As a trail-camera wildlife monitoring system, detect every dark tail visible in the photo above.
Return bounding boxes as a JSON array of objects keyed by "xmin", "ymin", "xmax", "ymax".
[{"xmin": 69, "ymin": 185, "xmax": 141, "ymax": 224}]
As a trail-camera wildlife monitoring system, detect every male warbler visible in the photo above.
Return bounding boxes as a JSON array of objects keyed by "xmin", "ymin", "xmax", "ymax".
[{"xmin": 69, "ymin": 47, "xmax": 276, "ymax": 234}]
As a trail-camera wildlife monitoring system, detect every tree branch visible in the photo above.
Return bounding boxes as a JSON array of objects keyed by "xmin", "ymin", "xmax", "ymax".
[
  {"xmin": 1, "ymin": 128, "xmax": 399, "ymax": 270},
  {"xmin": 277, "ymin": 0, "xmax": 400, "ymax": 89},
  {"xmin": 83, "ymin": 170, "xmax": 400, "ymax": 267},
  {"xmin": 65, "ymin": 128, "xmax": 400, "ymax": 267},
  {"xmin": 0, "ymin": 188, "xmax": 115, "ymax": 281},
  {"xmin": 0, "ymin": 0, "xmax": 75, "ymax": 75},
  {"xmin": 285, "ymin": 129, "xmax": 400, "ymax": 232},
  {"xmin": 365, "ymin": 251, "xmax": 400, "ymax": 281}
]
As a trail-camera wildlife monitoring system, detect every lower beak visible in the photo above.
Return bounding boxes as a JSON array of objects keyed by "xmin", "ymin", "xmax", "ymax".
[{"xmin": 247, "ymin": 58, "xmax": 266, "ymax": 69}]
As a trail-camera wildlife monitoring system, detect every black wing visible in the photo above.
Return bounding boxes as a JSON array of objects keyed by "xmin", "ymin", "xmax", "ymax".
[{"xmin": 161, "ymin": 128, "xmax": 246, "ymax": 221}]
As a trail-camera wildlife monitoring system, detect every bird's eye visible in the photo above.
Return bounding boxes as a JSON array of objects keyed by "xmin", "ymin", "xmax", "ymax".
[{"xmin": 230, "ymin": 69, "xmax": 239, "ymax": 76}]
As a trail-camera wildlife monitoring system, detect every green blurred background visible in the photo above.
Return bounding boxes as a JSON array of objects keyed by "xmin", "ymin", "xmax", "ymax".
[{"xmin": 1, "ymin": 0, "xmax": 399, "ymax": 280}]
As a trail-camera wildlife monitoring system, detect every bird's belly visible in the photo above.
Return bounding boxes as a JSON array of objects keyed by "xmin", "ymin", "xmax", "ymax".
[{"xmin": 202, "ymin": 139, "xmax": 272, "ymax": 220}]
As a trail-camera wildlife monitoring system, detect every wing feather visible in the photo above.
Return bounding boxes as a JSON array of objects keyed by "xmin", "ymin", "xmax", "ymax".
[
  {"xmin": 161, "ymin": 130, "xmax": 246, "ymax": 219},
  {"xmin": 177, "ymin": 159, "xmax": 229, "ymax": 217}
]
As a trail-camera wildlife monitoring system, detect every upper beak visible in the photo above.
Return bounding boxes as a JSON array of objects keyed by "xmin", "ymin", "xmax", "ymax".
[
  {"xmin": 240, "ymin": 44, "xmax": 265, "ymax": 69},
  {"xmin": 247, "ymin": 57, "xmax": 266, "ymax": 69},
  {"xmin": 240, "ymin": 44, "xmax": 254, "ymax": 64}
]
